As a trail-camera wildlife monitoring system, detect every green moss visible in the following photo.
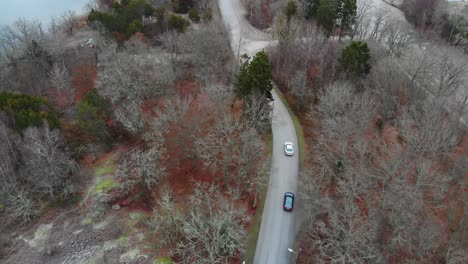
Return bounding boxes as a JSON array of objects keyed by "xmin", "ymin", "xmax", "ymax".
[
  {"xmin": 95, "ymin": 178, "xmax": 116, "ymax": 193},
  {"xmin": 126, "ymin": 211, "xmax": 149, "ymax": 227},
  {"xmin": 154, "ymin": 257, "xmax": 172, "ymax": 264},
  {"xmin": 96, "ymin": 165, "xmax": 114, "ymax": 176},
  {"xmin": 82, "ymin": 217, "xmax": 94, "ymax": 225},
  {"xmin": 115, "ymin": 235, "xmax": 129, "ymax": 248}
]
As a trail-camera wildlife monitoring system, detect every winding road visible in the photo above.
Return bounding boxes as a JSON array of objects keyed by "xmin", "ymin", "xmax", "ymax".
[{"xmin": 218, "ymin": 1, "xmax": 299, "ymax": 263}]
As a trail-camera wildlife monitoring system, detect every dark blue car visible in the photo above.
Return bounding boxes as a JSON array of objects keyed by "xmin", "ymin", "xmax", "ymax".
[{"xmin": 283, "ymin": 192, "xmax": 295, "ymax": 212}]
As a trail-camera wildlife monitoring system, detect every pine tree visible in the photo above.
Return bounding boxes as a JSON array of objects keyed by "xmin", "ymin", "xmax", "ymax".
[
  {"xmin": 236, "ymin": 51, "xmax": 273, "ymax": 101},
  {"xmin": 339, "ymin": 41, "xmax": 371, "ymax": 77}
]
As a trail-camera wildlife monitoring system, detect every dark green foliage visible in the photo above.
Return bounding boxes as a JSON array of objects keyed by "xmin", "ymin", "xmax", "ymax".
[
  {"xmin": 316, "ymin": 0, "xmax": 338, "ymax": 35},
  {"xmin": 188, "ymin": 8, "xmax": 200, "ymax": 22},
  {"xmin": 84, "ymin": 89, "xmax": 112, "ymax": 116},
  {"xmin": 168, "ymin": 14, "xmax": 189, "ymax": 32},
  {"xmin": 336, "ymin": 0, "xmax": 356, "ymax": 35},
  {"xmin": 308, "ymin": 0, "xmax": 356, "ymax": 37},
  {"xmin": 172, "ymin": 0, "xmax": 194, "ymax": 13},
  {"xmin": 304, "ymin": 0, "xmax": 321, "ymax": 19},
  {"xmin": 125, "ymin": 0, "xmax": 154, "ymax": 18},
  {"xmin": 202, "ymin": 12, "xmax": 212, "ymax": 22},
  {"xmin": 88, "ymin": 9, "xmax": 123, "ymax": 32},
  {"xmin": 87, "ymin": 0, "xmax": 155, "ymax": 37},
  {"xmin": 236, "ymin": 51, "xmax": 273, "ymax": 101},
  {"xmin": 0, "ymin": 92, "xmax": 59, "ymax": 132},
  {"xmin": 339, "ymin": 41, "xmax": 371, "ymax": 77},
  {"xmin": 75, "ymin": 103, "xmax": 109, "ymax": 142},
  {"xmin": 126, "ymin": 19, "xmax": 143, "ymax": 37},
  {"xmin": 284, "ymin": 0, "xmax": 298, "ymax": 22},
  {"xmin": 75, "ymin": 90, "xmax": 111, "ymax": 142}
]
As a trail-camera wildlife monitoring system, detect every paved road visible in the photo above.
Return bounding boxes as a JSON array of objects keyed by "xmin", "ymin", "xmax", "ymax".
[{"xmin": 218, "ymin": 1, "xmax": 300, "ymax": 263}]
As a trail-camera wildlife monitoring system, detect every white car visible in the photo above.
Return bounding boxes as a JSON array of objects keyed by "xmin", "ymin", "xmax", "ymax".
[{"xmin": 284, "ymin": 142, "xmax": 294, "ymax": 156}]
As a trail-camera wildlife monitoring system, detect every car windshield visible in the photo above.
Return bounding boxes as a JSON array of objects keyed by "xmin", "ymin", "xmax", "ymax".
[{"xmin": 285, "ymin": 196, "xmax": 293, "ymax": 208}]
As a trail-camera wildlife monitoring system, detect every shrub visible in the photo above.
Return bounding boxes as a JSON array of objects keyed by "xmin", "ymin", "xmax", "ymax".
[
  {"xmin": 168, "ymin": 14, "xmax": 189, "ymax": 32},
  {"xmin": 172, "ymin": 0, "xmax": 194, "ymax": 13},
  {"xmin": 75, "ymin": 90, "xmax": 111, "ymax": 143},
  {"xmin": 202, "ymin": 12, "xmax": 212, "ymax": 22},
  {"xmin": 87, "ymin": 0, "xmax": 155, "ymax": 39},
  {"xmin": 188, "ymin": 8, "xmax": 200, "ymax": 22},
  {"xmin": 0, "ymin": 92, "xmax": 59, "ymax": 132},
  {"xmin": 126, "ymin": 19, "xmax": 143, "ymax": 37}
]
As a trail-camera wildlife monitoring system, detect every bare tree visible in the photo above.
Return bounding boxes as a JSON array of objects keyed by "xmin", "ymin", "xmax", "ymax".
[
  {"xmin": 0, "ymin": 19, "xmax": 47, "ymax": 60},
  {"xmin": 0, "ymin": 19, "xmax": 51, "ymax": 95},
  {"xmin": 61, "ymin": 11, "xmax": 80, "ymax": 36},
  {"xmin": 307, "ymin": 196, "xmax": 384, "ymax": 263},
  {"xmin": 196, "ymin": 0, "xmax": 213, "ymax": 12},
  {"xmin": 381, "ymin": 20, "xmax": 414, "ymax": 57},
  {"xmin": 351, "ymin": 0, "xmax": 373, "ymax": 40},
  {"xmin": 114, "ymin": 100, "xmax": 145, "ymax": 134},
  {"xmin": 19, "ymin": 123, "xmax": 78, "ymax": 199},
  {"xmin": 147, "ymin": 95, "xmax": 202, "ymax": 169},
  {"xmin": 398, "ymin": 102, "xmax": 462, "ymax": 154},
  {"xmin": 116, "ymin": 144, "xmax": 166, "ymax": 196},
  {"xmin": 237, "ymin": 128, "xmax": 265, "ymax": 186},
  {"xmin": 174, "ymin": 183, "xmax": 248, "ymax": 264},
  {"xmin": 149, "ymin": 186, "xmax": 183, "ymax": 245},
  {"xmin": 368, "ymin": 8, "xmax": 388, "ymax": 42},
  {"xmin": 242, "ymin": 91, "xmax": 272, "ymax": 133},
  {"xmin": 49, "ymin": 62, "xmax": 71, "ymax": 91},
  {"xmin": 370, "ymin": 56, "xmax": 413, "ymax": 120},
  {"xmin": 433, "ymin": 52, "xmax": 466, "ymax": 97},
  {"xmin": 96, "ymin": 49, "xmax": 172, "ymax": 104},
  {"xmin": 196, "ymin": 116, "xmax": 246, "ymax": 179},
  {"xmin": 201, "ymin": 83, "xmax": 235, "ymax": 113},
  {"xmin": 178, "ymin": 22, "xmax": 232, "ymax": 85}
]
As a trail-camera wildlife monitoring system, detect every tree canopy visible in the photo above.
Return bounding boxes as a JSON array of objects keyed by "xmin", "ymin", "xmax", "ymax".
[
  {"xmin": 284, "ymin": 0, "xmax": 298, "ymax": 22},
  {"xmin": 0, "ymin": 92, "xmax": 59, "ymax": 132},
  {"xmin": 339, "ymin": 41, "xmax": 371, "ymax": 77},
  {"xmin": 236, "ymin": 51, "xmax": 273, "ymax": 101}
]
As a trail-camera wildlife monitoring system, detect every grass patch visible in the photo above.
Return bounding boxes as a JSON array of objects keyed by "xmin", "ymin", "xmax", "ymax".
[
  {"xmin": 82, "ymin": 217, "xmax": 94, "ymax": 225},
  {"xmin": 96, "ymin": 165, "xmax": 114, "ymax": 176},
  {"xmin": 273, "ymin": 85, "xmax": 305, "ymax": 168},
  {"xmin": 154, "ymin": 257, "xmax": 172, "ymax": 264},
  {"xmin": 115, "ymin": 235, "xmax": 129, "ymax": 248},
  {"xmin": 95, "ymin": 178, "xmax": 116, "ymax": 193}
]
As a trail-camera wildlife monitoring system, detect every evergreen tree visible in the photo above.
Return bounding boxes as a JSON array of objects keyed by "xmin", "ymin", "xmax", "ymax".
[
  {"xmin": 168, "ymin": 14, "xmax": 190, "ymax": 32},
  {"xmin": 304, "ymin": 0, "xmax": 321, "ymax": 19},
  {"xmin": 316, "ymin": 0, "xmax": 338, "ymax": 36},
  {"xmin": 0, "ymin": 92, "xmax": 60, "ymax": 132},
  {"xmin": 236, "ymin": 51, "xmax": 273, "ymax": 101},
  {"xmin": 284, "ymin": 0, "xmax": 298, "ymax": 22},
  {"xmin": 336, "ymin": 0, "xmax": 356, "ymax": 39},
  {"xmin": 339, "ymin": 41, "xmax": 371, "ymax": 77}
]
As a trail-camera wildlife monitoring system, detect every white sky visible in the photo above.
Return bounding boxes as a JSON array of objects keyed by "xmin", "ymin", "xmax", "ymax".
[{"xmin": 0, "ymin": 0, "xmax": 90, "ymax": 27}]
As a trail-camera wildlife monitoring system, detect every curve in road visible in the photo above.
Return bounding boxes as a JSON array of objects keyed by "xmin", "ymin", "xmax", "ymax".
[{"xmin": 218, "ymin": 1, "xmax": 300, "ymax": 263}]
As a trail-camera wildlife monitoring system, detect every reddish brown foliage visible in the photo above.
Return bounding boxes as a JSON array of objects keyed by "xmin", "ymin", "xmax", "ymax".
[
  {"xmin": 71, "ymin": 65, "xmax": 97, "ymax": 101},
  {"xmin": 47, "ymin": 88, "xmax": 72, "ymax": 113}
]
